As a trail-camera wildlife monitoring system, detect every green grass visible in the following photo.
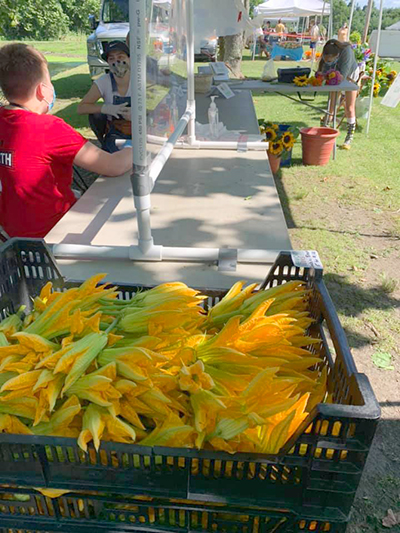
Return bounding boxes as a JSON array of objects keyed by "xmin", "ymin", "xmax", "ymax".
[{"xmin": 1, "ymin": 37, "xmax": 87, "ymax": 58}]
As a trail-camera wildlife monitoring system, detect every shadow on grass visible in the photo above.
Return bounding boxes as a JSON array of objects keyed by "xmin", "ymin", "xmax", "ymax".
[
  {"xmin": 49, "ymin": 62, "xmax": 85, "ymax": 78},
  {"xmin": 53, "ymin": 73, "xmax": 92, "ymax": 100},
  {"xmin": 273, "ymin": 167, "xmax": 295, "ymax": 229},
  {"xmin": 324, "ymin": 273, "xmax": 400, "ymax": 348}
]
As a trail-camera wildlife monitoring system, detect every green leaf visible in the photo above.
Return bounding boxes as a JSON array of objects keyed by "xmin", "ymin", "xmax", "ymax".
[{"xmin": 372, "ymin": 351, "xmax": 394, "ymax": 370}]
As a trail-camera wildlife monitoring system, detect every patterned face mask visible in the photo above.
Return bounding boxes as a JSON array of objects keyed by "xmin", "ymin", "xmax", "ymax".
[{"xmin": 109, "ymin": 60, "xmax": 130, "ymax": 78}]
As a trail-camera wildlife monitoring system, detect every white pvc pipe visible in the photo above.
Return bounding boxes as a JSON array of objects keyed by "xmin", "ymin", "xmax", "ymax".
[
  {"xmin": 50, "ymin": 243, "xmax": 283, "ymax": 265},
  {"xmin": 148, "ymin": 135, "xmax": 266, "ymax": 152},
  {"xmin": 129, "ymin": 0, "xmax": 155, "ymax": 254},
  {"xmin": 148, "ymin": 106, "xmax": 194, "ymax": 186},
  {"xmin": 186, "ymin": 0, "xmax": 196, "ymax": 144},
  {"xmin": 177, "ymin": 140, "xmax": 267, "ymax": 150},
  {"xmin": 129, "ymin": 0, "xmax": 147, "ymax": 168},
  {"xmin": 366, "ymin": 0, "xmax": 384, "ymax": 135}
]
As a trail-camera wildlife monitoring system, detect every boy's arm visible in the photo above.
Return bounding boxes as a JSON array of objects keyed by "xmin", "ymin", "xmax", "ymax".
[{"xmin": 74, "ymin": 142, "xmax": 132, "ymax": 177}]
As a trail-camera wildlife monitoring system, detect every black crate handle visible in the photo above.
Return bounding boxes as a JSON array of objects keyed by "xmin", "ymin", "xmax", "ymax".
[
  {"xmin": 259, "ymin": 251, "xmax": 322, "ymax": 290},
  {"xmin": 315, "ymin": 279, "xmax": 357, "ymax": 376}
]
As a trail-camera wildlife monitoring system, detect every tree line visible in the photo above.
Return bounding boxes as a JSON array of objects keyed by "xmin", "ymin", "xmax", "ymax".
[
  {"xmin": 0, "ymin": 0, "xmax": 399, "ymax": 41},
  {"xmin": 0, "ymin": 0, "xmax": 101, "ymax": 40}
]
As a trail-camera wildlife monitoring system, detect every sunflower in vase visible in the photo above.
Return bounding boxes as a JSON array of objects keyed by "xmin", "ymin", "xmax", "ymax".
[{"xmin": 259, "ymin": 121, "xmax": 300, "ymax": 170}]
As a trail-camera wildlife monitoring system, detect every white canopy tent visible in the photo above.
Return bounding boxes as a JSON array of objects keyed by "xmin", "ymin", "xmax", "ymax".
[
  {"xmin": 152, "ymin": 0, "xmax": 171, "ymax": 6},
  {"xmin": 194, "ymin": 0, "xmax": 255, "ymax": 50},
  {"xmin": 386, "ymin": 20, "xmax": 400, "ymax": 29},
  {"xmin": 254, "ymin": 0, "xmax": 330, "ymax": 18}
]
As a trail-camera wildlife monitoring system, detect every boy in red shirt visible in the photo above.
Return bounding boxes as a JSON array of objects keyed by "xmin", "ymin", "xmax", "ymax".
[{"xmin": 0, "ymin": 43, "xmax": 133, "ymax": 238}]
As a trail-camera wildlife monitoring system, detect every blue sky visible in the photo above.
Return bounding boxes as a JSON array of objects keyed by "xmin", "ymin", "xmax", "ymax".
[{"xmin": 355, "ymin": 0, "xmax": 400, "ymax": 7}]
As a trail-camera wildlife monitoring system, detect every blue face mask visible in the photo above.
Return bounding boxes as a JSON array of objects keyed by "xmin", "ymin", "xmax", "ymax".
[
  {"xmin": 43, "ymin": 84, "xmax": 56, "ymax": 112},
  {"xmin": 324, "ymin": 58, "xmax": 338, "ymax": 67}
]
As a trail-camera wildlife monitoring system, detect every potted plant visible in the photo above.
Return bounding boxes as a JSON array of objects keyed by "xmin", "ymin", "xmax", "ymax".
[{"xmin": 259, "ymin": 121, "xmax": 300, "ymax": 174}]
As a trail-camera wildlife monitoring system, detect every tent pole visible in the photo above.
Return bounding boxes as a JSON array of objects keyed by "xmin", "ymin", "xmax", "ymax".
[
  {"xmin": 348, "ymin": 0, "xmax": 356, "ymax": 36},
  {"xmin": 321, "ymin": 0, "xmax": 326, "ymax": 41},
  {"xmin": 366, "ymin": 0, "xmax": 384, "ymax": 135},
  {"xmin": 328, "ymin": 1, "xmax": 333, "ymax": 39}
]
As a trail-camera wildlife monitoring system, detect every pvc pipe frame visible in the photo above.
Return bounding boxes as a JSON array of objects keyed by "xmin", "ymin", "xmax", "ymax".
[
  {"xmin": 51, "ymin": 243, "xmax": 283, "ymax": 266},
  {"xmin": 54, "ymin": 0, "xmax": 276, "ymax": 269}
]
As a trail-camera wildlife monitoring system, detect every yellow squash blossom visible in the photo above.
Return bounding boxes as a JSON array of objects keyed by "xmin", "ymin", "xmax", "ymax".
[
  {"xmin": 0, "ymin": 413, "xmax": 32, "ymax": 434},
  {"xmin": 0, "ymin": 314, "xmax": 23, "ymax": 338},
  {"xmin": 34, "ymin": 395, "xmax": 81, "ymax": 437},
  {"xmin": 178, "ymin": 360, "xmax": 215, "ymax": 394}
]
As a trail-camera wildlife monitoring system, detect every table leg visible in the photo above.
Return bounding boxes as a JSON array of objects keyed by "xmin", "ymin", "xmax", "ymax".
[{"xmin": 332, "ymin": 92, "xmax": 338, "ymax": 160}]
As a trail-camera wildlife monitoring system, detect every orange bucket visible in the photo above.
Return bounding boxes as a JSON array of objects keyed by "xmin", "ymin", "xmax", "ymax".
[{"xmin": 300, "ymin": 127, "xmax": 339, "ymax": 166}]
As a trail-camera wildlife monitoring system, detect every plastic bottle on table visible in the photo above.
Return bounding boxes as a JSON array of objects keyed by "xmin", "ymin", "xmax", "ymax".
[{"xmin": 208, "ymin": 96, "xmax": 219, "ymax": 138}]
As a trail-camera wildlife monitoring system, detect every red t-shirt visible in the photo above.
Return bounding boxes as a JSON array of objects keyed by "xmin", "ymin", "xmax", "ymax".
[{"xmin": 0, "ymin": 108, "xmax": 87, "ymax": 238}]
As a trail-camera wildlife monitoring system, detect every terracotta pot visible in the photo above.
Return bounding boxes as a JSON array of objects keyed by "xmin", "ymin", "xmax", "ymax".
[
  {"xmin": 267, "ymin": 151, "xmax": 282, "ymax": 174},
  {"xmin": 300, "ymin": 127, "xmax": 339, "ymax": 166}
]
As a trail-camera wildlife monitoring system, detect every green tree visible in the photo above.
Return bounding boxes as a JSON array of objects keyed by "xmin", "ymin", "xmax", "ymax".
[
  {"xmin": 332, "ymin": 0, "xmax": 350, "ymax": 33},
  {"xmin": 250, "ymin": 0, "xmax": 265, "ymax": 16},
  {"xmin": 0, "ymin": 0, "xmax": 69, "ymax": 39},
  {"xmin": 59, "ymin": 0, "xmax": 101, "ymax": 33}
]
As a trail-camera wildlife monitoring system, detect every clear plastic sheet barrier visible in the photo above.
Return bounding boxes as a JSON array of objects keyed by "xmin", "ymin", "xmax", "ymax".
[{"xmin": 146, "ymin": 0, "xmax": 188, "ymax": 158}]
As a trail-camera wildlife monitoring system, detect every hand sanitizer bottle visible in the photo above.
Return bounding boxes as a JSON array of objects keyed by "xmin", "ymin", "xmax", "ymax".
[{"xmin": 208, "ymin": 96, "xmax": 219, "ymax": 138}]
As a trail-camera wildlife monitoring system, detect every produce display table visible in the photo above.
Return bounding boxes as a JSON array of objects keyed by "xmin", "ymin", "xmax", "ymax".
[
  {"xmin": 228, "ymin": 79, "xmax": 358, "ymax": 94},
  {"xmin": 46, "ymin": 148, "xmax": 291, "ymax": 289},
  {"xmin": 228, "ymin": 79, "xmax": 358, "ymax": 158},
  {"xmin": 270, "ymin": 43, "xmax": 304, "ymax": 61}
]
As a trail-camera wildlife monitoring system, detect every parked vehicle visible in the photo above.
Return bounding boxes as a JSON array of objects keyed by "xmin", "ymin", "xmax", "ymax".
[
  {"xmin": 88, "ymin": 0, "xmax": 216, "ymax": 78},
  {"xmin": 196, "ymin": 37, "xmax": 217, "ymax": 62}
]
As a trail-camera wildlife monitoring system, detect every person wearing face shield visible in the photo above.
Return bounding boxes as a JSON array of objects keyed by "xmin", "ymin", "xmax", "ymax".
[
  {"xmin": 78, "ymin": 41, "xmax": 132, "ymax": 153},
  {"xmin": 318, "ymin": 39, "xmax": 358, "ymax": 150},
  {"xmin": 0, "ymin": 43, "xmax": 133, "ymax": 238}
]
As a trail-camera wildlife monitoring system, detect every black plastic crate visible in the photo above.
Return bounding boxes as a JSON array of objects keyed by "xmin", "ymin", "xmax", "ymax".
[
  {"xmin": 0, "ymin": 239, "xmax": 380, "ymax": 519},
  {"xmin": 0, "ymin": 486, "xmax": 348, "ymax": 533}
]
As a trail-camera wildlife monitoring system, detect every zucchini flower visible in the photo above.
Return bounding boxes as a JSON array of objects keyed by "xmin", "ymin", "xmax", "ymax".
[
  {"xmin": 0, "ymin": 414, "xmax": 32, "ymax": 435},
  {"xmin": 66, "ymin": 363, "xmax": 121, "ymax": 408},
  {"xmin": 0, "ymin": 313, "xmax": 23, "ymax": 339},
  {"xmin": 178, "ymin": 360, "xmax": 214, "ymax": 394},
  {"xmin": 34, "ymin": 395, "xmax": 82, "ymax": 437},
  {"xmin": 138, "ymin": 412, "xmax": 194, "ymax": 447},
  {"xmin": 78, "ymin": 404, "xmax": 136, "ymax": 452}
]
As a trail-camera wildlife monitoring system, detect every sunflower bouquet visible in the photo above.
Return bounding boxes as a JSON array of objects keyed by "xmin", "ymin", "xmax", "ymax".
[
  {"xmin": 293, "ymin": 70, "xmax": 343, "ymax": 87},
  {"xmin": 259, "ymin": 121, "xmax": 300, "ymax": 159}
]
